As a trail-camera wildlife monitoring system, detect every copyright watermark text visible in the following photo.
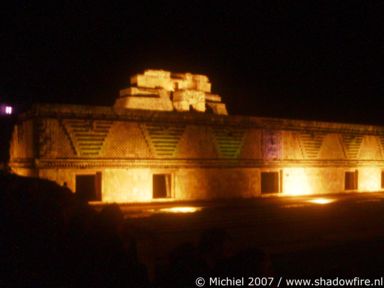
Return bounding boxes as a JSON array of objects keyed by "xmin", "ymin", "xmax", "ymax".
[
  {"xmin": 195, "ymin": 277, "xmax": 281, "ymax": 287},
  {"xmin": 194, "ymin": 276, "xmax": 384, "ymax": 287}
]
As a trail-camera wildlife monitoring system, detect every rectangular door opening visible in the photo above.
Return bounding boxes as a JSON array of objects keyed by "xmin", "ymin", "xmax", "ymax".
[
  {"xmin": 345, "ymin": 170, "xmax": 358, "ymax": 190},
  {"xmin": 76, "ymin": 172, "xmax": 102, "ymax": 201},
  {"xmin": 261, "ymin": 171, "xmax": 280, "ymax": 194},
  {"xmin": 153, "ymin": 174, "xmax": 171, "ymax": 199}
]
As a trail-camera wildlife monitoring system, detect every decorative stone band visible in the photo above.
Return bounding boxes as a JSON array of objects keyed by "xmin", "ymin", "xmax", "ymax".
[
  {"xmin": 24, "ymin": 158, "xmax": 384, "ymax": 169},
  {"xmin": 22, "ymin": 104, "xmax": 384, "ymax": 136}
]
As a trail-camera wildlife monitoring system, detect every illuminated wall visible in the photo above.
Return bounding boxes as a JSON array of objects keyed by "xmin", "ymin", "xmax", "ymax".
[
  {"xmin": 9, "ymin": 120, "xmax": 35, "ymax": 160},
  {"xmin": 282, "ymin": 167, "xmax": 353, "ymax": 196},
  {"xmin": 9, "ymin": 119, "xmax": 36, "ymax": 177},
  {"xmin": 359, "ymin": 167, "xmax": 382, "ymax": 192},
  {"xmin": 283, "ymin": 168, "xmax": 314, "ymax": 196},
  {"xmin": 102, "ymin": 169, "xmax": 153, "ymax": 202},
  {"xmin": 8, "ymin": 104, "xmax": 384, "ymax": 203},
  {"xmin": 174, "ymin": 168, "xmax": 259, "ymax": 200}
]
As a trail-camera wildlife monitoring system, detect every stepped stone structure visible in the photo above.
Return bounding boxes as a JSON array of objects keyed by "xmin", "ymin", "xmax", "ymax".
[
  {"xmin": 8, "ymin": 70, "xmax": 384, "ymax": 203},
  {"xmin": 114, "ymin": 70, "xmax": 228, "ymax": 115}
]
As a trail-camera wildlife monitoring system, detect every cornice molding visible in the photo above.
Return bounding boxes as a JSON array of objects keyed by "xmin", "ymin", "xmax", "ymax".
[
  {"xmin": 18, "ymin": 104, "xmax": 384, "ymax": 135},
  {"xmin": 26, "ymin": 158, "xmax": 384, "ymax": 169}
]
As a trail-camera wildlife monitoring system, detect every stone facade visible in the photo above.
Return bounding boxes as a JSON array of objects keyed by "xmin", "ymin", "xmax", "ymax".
[
  {"xmin": 9, "ymin": 103, "xmax": 384, "ymax": 203},
  {"xmin": 8, "ymin": 70, "xmax": 384, "ymax": 202}
]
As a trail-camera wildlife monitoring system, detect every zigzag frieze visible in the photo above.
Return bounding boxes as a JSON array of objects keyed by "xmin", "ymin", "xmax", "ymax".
[
  {"xmin": 140, "ymin": 123, "xmax": 185, "ymax": 157},
  {"xmin": 212, "ymin": 127, "xmax": 246, "ymax": 158},
  {"xmin": 298, "ymin": 132, "xmax": 326, "ymax": 159},
  {"xmin": 62, "ymin": 119, "xmax": 113, "ymax": 156},
  {"xmin": 342, "ymin": 134, "xmax": 363, "ymax": 159}
]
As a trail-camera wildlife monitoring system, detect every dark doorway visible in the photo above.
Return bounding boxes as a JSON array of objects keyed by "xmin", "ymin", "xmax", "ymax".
[
  {"xmin": 153, "ymin": 174, "xmax": 171, "ymax": 198},
  {"xmin": 382, "ymin": 171, "xmax": 384, "ymax": 189},
  {"xmin": 76, "ymin": 173, "xmax": 102, "ymax": 201},
  {"xmin": 261, "ymin": 172, "xmax": 280, "ymax": 194},
  {"xmin": 345, "ymin": 170, "xmax": 358, "ymax": 190}
]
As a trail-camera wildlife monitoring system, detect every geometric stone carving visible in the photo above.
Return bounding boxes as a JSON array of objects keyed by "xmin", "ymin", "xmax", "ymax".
[
  {"xmin": 212, "ymin": 127, "xmax": 246, "ymax": 158},
  {"xmin": 378, "ymin": 136, "xmax": 384, "ymax": 157},
  {"xmin": 298, "ymin": 132, "xmax": 326, "ymax": 159},
  {"xmin": 280, "ymin": 131, "xmax": 303, "ymax": 160},
  {"xmin": 62, "ymin": 119, "xmax": 113, "ymax": 156},
  {"xmin": 318, "ymin": 134, "xmax": 345, "ymax": 159},
  {"xmin": 37, "ymin": 120, "xmax": 53, "ymax": 157},
  {"xmin": 176, "ymin": 126, "xmax": 218, "ymax": 158},
  {"xmin": 358, "ymin": 136, "xmax": 382, "ymax": 160},
  {"xmin": 342, "ymin": 134, "xmax": 363, "ymax": 159},
  {"xmin": 100, "ymin": 122, "xmax": 152, "ymax": 158},
  {"xmin": 141, "ymin": 123, "xmax": 185, "ymax": 157}
]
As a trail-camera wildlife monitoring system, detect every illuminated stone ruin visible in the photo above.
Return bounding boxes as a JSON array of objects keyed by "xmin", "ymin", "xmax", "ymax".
[
  {"xmin": 114, "ymin": 69, "xmax": 228, "ymax": 115},
  {"xmin": 8, "ymin": 69, "xmax": 384, "ymax": 203}
]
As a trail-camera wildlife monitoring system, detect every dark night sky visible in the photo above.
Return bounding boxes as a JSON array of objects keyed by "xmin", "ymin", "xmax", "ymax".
[{"xmin": 2, "ymin": 0, "xmax": 384, "ymax": 124}]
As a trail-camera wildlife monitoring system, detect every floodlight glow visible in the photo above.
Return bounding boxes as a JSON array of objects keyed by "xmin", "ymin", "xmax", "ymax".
[
  {"xmin": 307, "ymin": 198, "xmax": 335, "ymax": 205},
  {"xmin": 283, "ymin": 168, "xmax": 313, "ymax": 196},
  {"xmin": 158, "ymin": 206, "xmax": 202, "ymax": 213}
]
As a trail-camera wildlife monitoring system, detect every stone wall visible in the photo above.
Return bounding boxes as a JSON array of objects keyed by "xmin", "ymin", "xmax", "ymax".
[
  {"xmin": 9, "ymin": 105, "xmax": 384, "ymax": 202},
  {"xmin": 34, "ymin": 165, "xmax": 384, "ymax": 202},
  {"xmin": 9, "ymin": 119, "xmax": 34, "ymax": 160},
  {"xmin": 24, "ymin": 118, "xmax": 384, "ymax": 162}
]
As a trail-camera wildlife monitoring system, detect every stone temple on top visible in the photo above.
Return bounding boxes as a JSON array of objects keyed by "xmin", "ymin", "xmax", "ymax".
[{"xmin": 114, "ymin": 69, "xmax": 228, "ymax": 115}]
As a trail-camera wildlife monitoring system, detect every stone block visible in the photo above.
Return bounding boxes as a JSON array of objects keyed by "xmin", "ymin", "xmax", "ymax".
[
  {"xmin": 205, "ymin": 94, "xmax": 221, "ymax": 102},
  {"xmin": 119, "ymin": 87, "xmax": 161, "ymax": 97},
  {"xmin": 195, "ymin": 81, "xmax": 211, "ymax": 93},
  {"xmin": 173, "ymin": 90, "xmax": 206, "ymax": 112},
  {"xmin": 206, "ymin": 102, "xmax": 228, "ymax": 115},
  {"xmin": 172, "ymin": 73, "xmax": 211, "ymax": 92},
  {"xmin": 114, "ymin": 96, "xmax": 173, "ymax": 111},
  {"xmin": 130, "ymin": 70, "xmax": 174, "ymax": 91},
  {"xmin": 173, "ymin": 101, "xmax": 190, "ymax": 112}
]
